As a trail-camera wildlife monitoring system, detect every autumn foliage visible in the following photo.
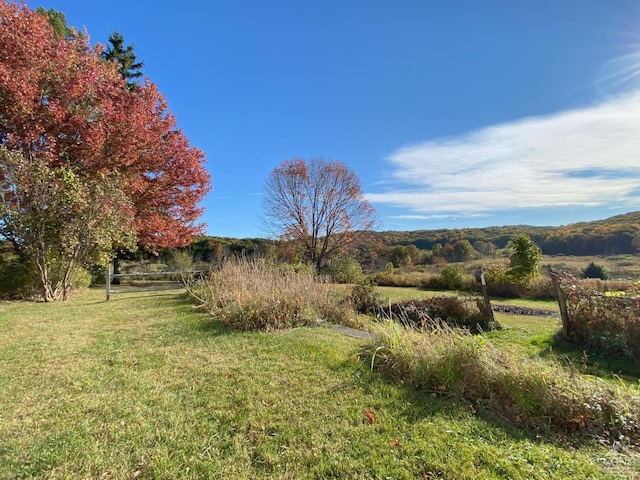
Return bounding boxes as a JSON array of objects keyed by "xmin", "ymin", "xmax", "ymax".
[
  {"xmin": 262, "ymin": 158, "xmax": 376, "ymax": 271},
  {"xmin": 0, "ymin": 1, "xmax": 210, "ymax": 298},
  {"xmin": 0, "ymin": 1, "xmax": 210, "ymax": 248}
]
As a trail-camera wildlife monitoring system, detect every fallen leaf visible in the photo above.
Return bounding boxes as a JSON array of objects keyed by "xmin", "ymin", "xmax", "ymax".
[
  {"xmin": 364, "ymin": 410, "xmax": 375, "ymax": 424},
  {"xmin": 389, "ymin": 439, "xmax": 399, "ymax": 447}
]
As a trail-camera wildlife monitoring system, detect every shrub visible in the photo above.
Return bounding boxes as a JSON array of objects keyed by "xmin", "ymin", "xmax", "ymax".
[
  {"xmin": 419, "ymin": 266, "xmax": 475, "ymax": 291},
  {"xmin": 71, "ymin": 267, "xmax": 92, "ymax": 290},
  {"xmin": 186, "ymin": 258, "xmax": 351, "ymax": 331},
  {"xmin": 0, "ymin": 253, "xmax": 40, "ymax": 298},
  {"xmin": 367, "ymin": 271, "xmax": 426, "ymax": 288},
  {"xmin": 553, "ymin": 272, "xmax": 640, "ymax": 361},
  {"xmin": 346, "ymin": 283, "xmax": 383, "ymax": 314},
  {"xmin": 168, "ymin": 250, "xmax": 194, "ymax": 272},
  {"xmin": 87, "ymin": 263, "xmax": 106, "ymax": 285},
  {"xmin": 478, "ymin": 265, "xmax": 522, "ymax": 297},
  {"xmin": 324, "ymin": 256, "xmax": 363, "ymax": 284},
  {"xmin": 581, "ymin": 261, "xmax": 609, "ymax": 280},
  {"xmin": 438, "ymin": 265, "xmax": 465, "ymax": 290},
  {"xmin": 526, "ymin": 275, "xmax": 555, "ymax": 299},
  {"xmin": 386, "ymin": 297, "xmax": 499, "ymax": 333},
  {"xmin": 359, "ymin": 322, "xmax": 640, "ymax": 443},
  {"xmin": 479, "ymin": 265, "xmax": 554, "ymax": 299}
]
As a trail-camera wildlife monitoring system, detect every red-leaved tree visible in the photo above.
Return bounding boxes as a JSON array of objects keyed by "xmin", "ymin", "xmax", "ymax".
[{"xmin": 0, "ymin": 1, "xmax": 210, "ymax": 299}]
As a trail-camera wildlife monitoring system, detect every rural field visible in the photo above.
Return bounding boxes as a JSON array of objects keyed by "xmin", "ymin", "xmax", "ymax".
[{"xmin": 1, "ymin": 286, "xmax": 639, "ymax": 479}]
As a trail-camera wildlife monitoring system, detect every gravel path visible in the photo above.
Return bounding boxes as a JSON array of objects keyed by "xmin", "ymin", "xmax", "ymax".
[{"xmin": 492, "ymin": 305, "xmax": 557, "ymax": 316}]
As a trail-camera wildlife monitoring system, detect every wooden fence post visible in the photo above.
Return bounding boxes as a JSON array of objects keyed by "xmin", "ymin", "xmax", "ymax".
[
  {"xmin": 474, "ymin": 268, "xmax": 494, "ymax": 323},
  {"xmin": 550, "ymin": 269, "xmax": 570, "ymax": 338}
]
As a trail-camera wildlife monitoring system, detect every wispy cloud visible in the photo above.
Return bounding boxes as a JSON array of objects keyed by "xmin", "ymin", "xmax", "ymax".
[
  {"xmin": 366, "ymin": 91, "xmax": 640, "ymax": 218},
  {"xmin": 389, "ymin": 213, "xmax": 492, "ymax": 221}
]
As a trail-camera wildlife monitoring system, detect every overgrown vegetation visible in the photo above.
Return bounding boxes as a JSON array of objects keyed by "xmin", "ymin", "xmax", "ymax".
[
  {"xmin": 186, "ymin": 258, "xmax": 351, "ymax": 331},
  {"xmin": 359, "ymin": 320, "xmax": 640, "ymax": 444},
  {"xmin": 553, "ymin": 272, "xmax": 640, "ymax": 361},
  {"xmin": 348, "ymin": 283, "xmax": 499, "ymax": 333}
]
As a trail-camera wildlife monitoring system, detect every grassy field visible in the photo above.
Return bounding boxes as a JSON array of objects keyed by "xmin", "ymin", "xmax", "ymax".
[
  {"xmin": 1, "ymin": 287, "xmax": 639, "ymax": 479},
  {"xmin": 395, "ymin": 254, "xmax": 640, "ymax": 281}
]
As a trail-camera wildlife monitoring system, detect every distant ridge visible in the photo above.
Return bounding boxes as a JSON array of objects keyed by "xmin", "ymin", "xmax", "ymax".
[
  {"xmin": 196, "ymin": 212, "xmax": 639, "ymax": 257},
  {"xmin": 361, "ymin": 211, "xmax": 640, "ymax": 256}
]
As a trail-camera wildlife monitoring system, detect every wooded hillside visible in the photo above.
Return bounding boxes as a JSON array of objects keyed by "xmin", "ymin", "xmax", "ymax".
[
  {"xmin": 363, "ymin": 211, "xmax": 640, "ymax": 256},
  {"xmin": 194, "ymin": 211, "xmax": 640, "ymax": 263}
]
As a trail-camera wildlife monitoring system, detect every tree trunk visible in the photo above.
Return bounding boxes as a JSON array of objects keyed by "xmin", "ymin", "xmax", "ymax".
[{"xmin": 111, "ymin": 252, "xmax": 122, "ymax": 284}]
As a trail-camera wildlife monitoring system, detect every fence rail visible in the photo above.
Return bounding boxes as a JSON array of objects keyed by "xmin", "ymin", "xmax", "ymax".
[{"xmin": 105, "ymin": 266, "xmax": 211, "ymax": 301}]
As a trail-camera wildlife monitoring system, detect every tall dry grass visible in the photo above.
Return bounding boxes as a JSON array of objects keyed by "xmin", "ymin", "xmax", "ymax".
[
  {"xmin": 186, "ymin": 259, "xmax": 351, "ymax": 331},
  {"xmin": 360, "ymin": 319, "xmax": 640, "ymax": 443}
]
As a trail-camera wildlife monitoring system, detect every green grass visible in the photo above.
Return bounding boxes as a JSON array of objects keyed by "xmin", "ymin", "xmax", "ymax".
[
  {"xmin": 375, "ymin": 285, "xmax": 458, "ymax": 303},
  {"xmin": 1, "ymin": 289, "xmax": 639, "ymax": 478},
  {"xmin": 490, "ymin": 297, "xmax": 558, "ymax": 312},
  {"xmin": 488, "ymin": 313, "xmax": 640, "ymax": 383}
]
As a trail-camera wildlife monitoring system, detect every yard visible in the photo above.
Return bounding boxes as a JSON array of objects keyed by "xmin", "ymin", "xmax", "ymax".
[{"xmin": 0, "ymin": 287, "xmax": 638, "ymax": 479}]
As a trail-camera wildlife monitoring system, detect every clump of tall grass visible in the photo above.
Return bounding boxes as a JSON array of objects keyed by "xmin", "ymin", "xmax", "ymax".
[
  {"xmin": 186, "ymin": 258, "xmax": 351, "ymax": 331},
  {"xmin": 347, "ymin": 283, "xmax": 498, "ymax": 332},
  {"xmin": 359, "ymin": 318, "xmax": 640, "ymax": 443}
]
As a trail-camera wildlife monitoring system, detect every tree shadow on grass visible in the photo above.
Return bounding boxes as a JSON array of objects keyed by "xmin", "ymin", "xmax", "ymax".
[{"xmin": 537, "ymin": 331, "xmax": 640, "ymax": 381}]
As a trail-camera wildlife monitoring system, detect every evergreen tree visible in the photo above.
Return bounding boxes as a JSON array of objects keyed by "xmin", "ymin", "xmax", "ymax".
[
  {"xmin": 36, "ymin": 7, "xmax": 77, "ymax": 38},
  {"xmin": 581, "ymin": 261, "xmax": 608, "ymax": 280},
  {"xmin": 102, "ymin": 31, "xmax": 144, "ymax": 90}
]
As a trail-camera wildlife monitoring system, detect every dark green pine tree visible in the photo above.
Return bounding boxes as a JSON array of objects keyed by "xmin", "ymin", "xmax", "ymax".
[
  {"xmin": 36, "ymin": 7, "xmax": 77, "ymax": 39},
  {"xmin": 101, "ymin": 31, "xmax": 144, "ymax": 91}
]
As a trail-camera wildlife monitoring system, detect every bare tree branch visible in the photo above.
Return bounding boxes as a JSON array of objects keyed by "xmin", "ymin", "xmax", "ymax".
[{"xmin": 261, "ymin": 158, "xmax": 377, "ymax": 271}]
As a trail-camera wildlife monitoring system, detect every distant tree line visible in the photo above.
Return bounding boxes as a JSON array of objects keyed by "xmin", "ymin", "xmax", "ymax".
[
  {"xmin": 184, "ymin": 212, "xmax": 639, "ymax": 274},
  {"xmin": 362, "ymin": 212, "xmax": 640, "ymax": 258}
]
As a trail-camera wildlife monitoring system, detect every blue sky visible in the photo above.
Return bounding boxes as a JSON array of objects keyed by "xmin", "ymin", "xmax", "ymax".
[{"xmin": 34, "ymin": 0, "xmax": 640, "ymax": 238}]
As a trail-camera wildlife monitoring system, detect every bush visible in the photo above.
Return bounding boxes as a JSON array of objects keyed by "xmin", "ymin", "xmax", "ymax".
[
  {"xmin": 324, "ymin": 256, "xmax": 363, "ymax": 283},
  {"xmin": 478, "ymin": 265, "xmax": 554, "ymax": 299},
  {"xmin": 520, "ymin": 275, "xmax": 556, "ymax": 299},
  {"xmin": 554, "ymin": 272, "xmax": 640, "ymax": 360},
  {"xmin": 581, "ymin": 261, "xmax": 609, "ymax": 280},
  {"xmin": 422, "ymin": 265, "xmax": 474, "ymax": 291},
  {"xmin": 0, "ymin": 253, "xmax": 40, "ymax": 298},
  {"xmin": 359, "ymin": 322, "xmax": 640, "ymax": 443},
  {"xmin": 385, "ymin": 297, "xmax": 499, "ymax": 333},
  {"xmin": 71, "ymin": 267, "xmax": 92, "ymax": 290},
  {"xmin": 186, "ymin": 258, "xmax": 351, "ymax": 331},
  {"xmin": 168, "ymin": 250, "xmax": 194, "ymax": 272},
  {"xmin": 346, "ymin": 283, "xmax": 383, "ymax": 314}
]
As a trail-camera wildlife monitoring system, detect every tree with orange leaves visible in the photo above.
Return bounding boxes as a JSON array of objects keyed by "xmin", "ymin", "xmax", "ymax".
[
  {"xmin": 0, "ymin": 1, "xmax": 210, "ymax": 299},
  {"xmin": 262, "ymin": 158, "xmax": 376, "ymax": 272}
]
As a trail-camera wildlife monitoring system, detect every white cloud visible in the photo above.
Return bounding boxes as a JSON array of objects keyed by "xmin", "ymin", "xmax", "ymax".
[
  {"xmin": 389, "ymin": 213, "xmax": 492, "ymax": 221},
  {"xmin": 366, "ymin": 91, "xmax": 640, "ymax": 216}
]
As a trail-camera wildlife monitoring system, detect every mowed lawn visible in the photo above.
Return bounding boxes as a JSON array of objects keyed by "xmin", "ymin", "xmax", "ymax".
[{"xmin": 0, "ymin": 288, "xmax": 638, "ymax": 479}]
